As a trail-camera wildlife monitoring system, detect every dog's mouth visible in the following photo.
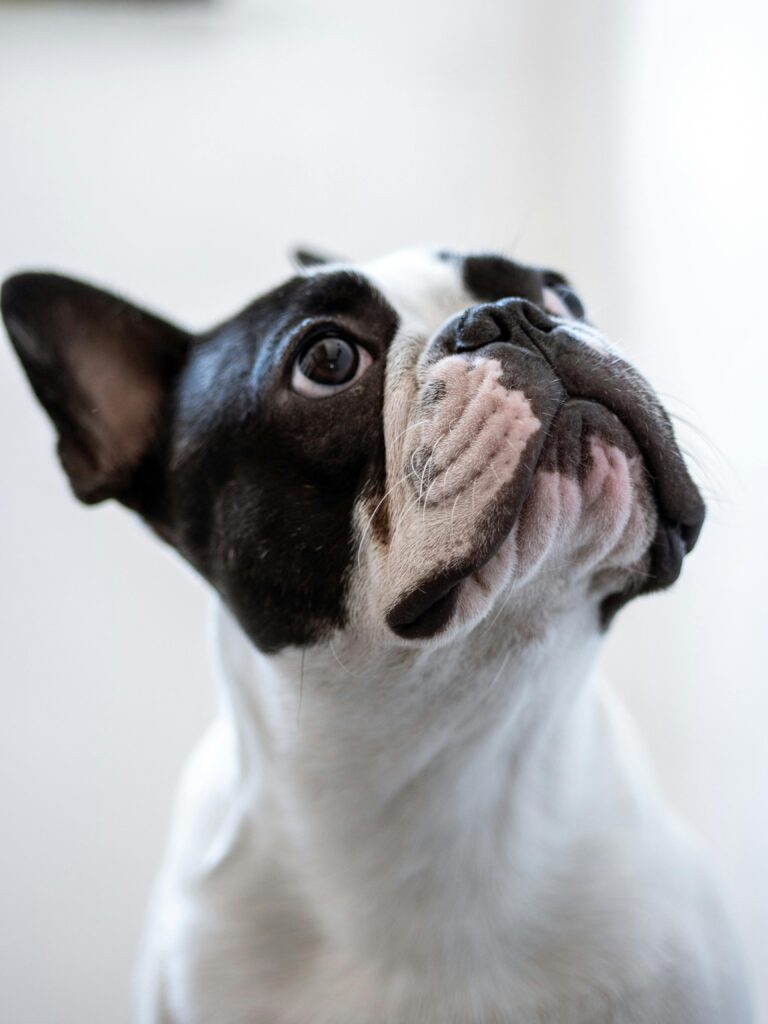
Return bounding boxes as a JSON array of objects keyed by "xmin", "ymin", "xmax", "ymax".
[
  {"xmin": 387, "ymin": 313, "xmax": 705, "ymax": 642},
  {"xmin": 384, "ymin": 399, "xmax": 566, "ymax": 642}
]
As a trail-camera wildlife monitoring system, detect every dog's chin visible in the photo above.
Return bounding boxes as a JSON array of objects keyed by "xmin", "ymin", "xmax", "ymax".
[{"xmin": 387, "ymin": 402, "xmax": 655, "ymax": 645}]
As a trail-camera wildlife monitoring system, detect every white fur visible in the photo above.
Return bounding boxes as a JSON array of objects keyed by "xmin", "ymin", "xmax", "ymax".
[
  {"xmin": 136, "ymin": 252, "xmax": 751, "ymax": 1023},
  {"xmin": 137, "ymin": 605, "xmax": 748, "ymax": 1023}
]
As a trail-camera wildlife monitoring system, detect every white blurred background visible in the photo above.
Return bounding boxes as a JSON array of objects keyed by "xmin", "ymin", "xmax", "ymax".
[{"xmin": 0, "ymin": 1, "xmax": 766, "ymax": 1021}]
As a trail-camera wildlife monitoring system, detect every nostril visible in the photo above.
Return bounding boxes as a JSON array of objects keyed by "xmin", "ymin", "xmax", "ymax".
[
  {"xmin": 455, "ymin": 307, "xmax": 511, "ymax": 351},
  {"xmin": 444, "ymin": 298, "xmax": 558, "ymax": 359},
  {"xmin": 515, "ymin": 299, "xmax": 557, "ymax": 334}
]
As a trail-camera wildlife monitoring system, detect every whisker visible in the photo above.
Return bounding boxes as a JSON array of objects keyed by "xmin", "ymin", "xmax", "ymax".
[
  {"xmin": 390, "ymin": 493, "xmax": 422, "ymax": 544},
  {"xmin": 329, "ymin": 640, "xmax": 365, "ymax": 679},
  {"xmin": 296, "ymin": 648, "xmax": 306, "ymax": 724},
  {"xmin": 388, "ymin": 416, "xmax": 431, "ymax": 450},
  {"xmin": 449, "ymin": 492, "xmax": 461, "ymax": 545},
  {"xmin": 356, "ymin": 472, "xmax": 412, "ymax": 567}
]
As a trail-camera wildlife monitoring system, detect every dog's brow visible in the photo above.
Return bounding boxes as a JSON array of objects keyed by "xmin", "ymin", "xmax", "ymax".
[{"xmin": 308, "ymin": 267, "xmax": 397, "ymax": 314}]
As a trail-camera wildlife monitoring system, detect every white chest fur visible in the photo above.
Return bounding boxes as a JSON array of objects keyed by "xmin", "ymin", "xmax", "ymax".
[{"xmin": 136, "ymin": 604, "xmax": 749, "ymax": 1024}]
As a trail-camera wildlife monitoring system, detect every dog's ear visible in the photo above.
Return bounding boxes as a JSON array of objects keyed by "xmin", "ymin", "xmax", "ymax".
[
  {"xmin": 291, "ymin": 246, "xmax": 344, "ymax": 270},
  {"xmin": 1, "ymin": 272, "xmax": 191, "ymax": 506}
]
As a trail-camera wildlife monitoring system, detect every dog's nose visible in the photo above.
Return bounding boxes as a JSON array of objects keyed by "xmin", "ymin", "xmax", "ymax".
[
  {"xmin": 425, "ymin": 298, "xmax": 560, "ymax": 366},
  {"xmin": 449, "ymin": 298, "xmax": 556, "ymax": 355}
]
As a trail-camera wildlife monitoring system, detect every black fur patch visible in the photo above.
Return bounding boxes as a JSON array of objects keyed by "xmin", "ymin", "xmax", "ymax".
[
  {"xmin": 459, "ymin": 252, "xmax": 547, "ymax": 305},
  {"xmin": 3, "ymin": 268, "xmax": 399, "ymax": 653},
  {"xmin": 165, "ymin": 271, "xmax": 400, "ymax": 651}
]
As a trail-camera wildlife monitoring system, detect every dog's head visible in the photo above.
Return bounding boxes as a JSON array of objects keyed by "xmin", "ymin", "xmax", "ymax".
[{"xmin": 2, "ymin": 249, "xmax": 704, "ymax": 652}]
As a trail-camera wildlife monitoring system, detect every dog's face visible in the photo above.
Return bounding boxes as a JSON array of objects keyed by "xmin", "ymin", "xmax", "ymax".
[{"xmin": 2, "ymin": 250, "xmax": 704, "ymax": 652}]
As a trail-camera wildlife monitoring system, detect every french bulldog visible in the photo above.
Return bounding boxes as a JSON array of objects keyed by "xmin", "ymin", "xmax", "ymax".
[{"xmin": 2, "ymin": 249, "xmax": 751, "ymax": 1023}]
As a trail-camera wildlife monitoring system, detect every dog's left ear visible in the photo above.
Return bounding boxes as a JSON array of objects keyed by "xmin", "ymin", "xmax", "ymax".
[{"xmin": 1, "ymin": 272, "xmax": 191, "ymax": 507}]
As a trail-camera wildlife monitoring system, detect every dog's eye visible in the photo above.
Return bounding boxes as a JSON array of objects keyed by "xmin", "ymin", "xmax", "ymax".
[
  {"xmin": 542, "ymin": 282, "xmax": 586, "ymax": 321},
  {"xmin": 292, "ymin": 334, "xmax": 372, "ymax": 398}
]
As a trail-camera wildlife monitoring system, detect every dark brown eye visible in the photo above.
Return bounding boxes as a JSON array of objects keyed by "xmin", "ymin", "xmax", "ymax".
[
  {"xmin": 299, "ymin": 336, "xmax": 358, "ymax": 385},
  {"xmin": 291, "ymin": 333, "xmax": 372, "ymax": 398}
]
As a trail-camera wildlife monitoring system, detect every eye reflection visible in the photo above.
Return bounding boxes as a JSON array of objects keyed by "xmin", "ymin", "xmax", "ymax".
[
  {"xmin": 291, "ymin": 333, "xmax": 372, "ymax": 398},
  {"xmin": 299, "ymin": 337, "xmax": 358, "ymax": 385}
]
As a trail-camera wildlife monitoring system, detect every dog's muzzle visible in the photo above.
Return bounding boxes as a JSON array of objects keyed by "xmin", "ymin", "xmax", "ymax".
[{"xmin": 396, "ymin": 298, "xmax": 706, "ymax": 627}]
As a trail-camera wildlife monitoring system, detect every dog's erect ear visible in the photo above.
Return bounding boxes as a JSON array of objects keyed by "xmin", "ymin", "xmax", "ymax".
[
  {"xmin": 1, "ymin": 272, "xmax": 191, "ymax": 506},
  {"xmin": 290, "ymin": 246, "xmax": 344, "ymax": 270}
]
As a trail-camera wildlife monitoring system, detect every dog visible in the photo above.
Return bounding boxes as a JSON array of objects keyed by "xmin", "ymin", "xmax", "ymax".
[{"xmin": 2, "ymin": 248, "xmax": 751, "ymax": 1023}]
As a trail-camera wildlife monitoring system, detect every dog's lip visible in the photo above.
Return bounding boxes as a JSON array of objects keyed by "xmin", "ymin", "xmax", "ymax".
[
  {"xmin": 387, "ymin": 389, "xmax": 703, "ymax": 642},
  {"xmin": 386, "ymin": 572, "xmax": 465, "ymax": 640},
  {"xmin": 389, "ymin": 313, "xmax": 707, "ymax": 643},
  {"xmin": 524, "ymin": 321, "xmax": 705, "ymax": 551},
  {"xmin": 387, "ymin": 464, "xmax": 543, "ymax": 642},
  {"xmin": 386, "ymin": 403, "xmax": 562, "ymax": 642}
]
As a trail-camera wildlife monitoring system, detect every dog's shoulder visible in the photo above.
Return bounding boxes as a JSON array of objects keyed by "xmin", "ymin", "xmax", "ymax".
[
  {"xmin": 616, "ymin": 820, "xmax": 753, "ymax": 1024},
  {"xmin": 611, "ymin": 923, "xmax": 752, "ymax": 1024}
]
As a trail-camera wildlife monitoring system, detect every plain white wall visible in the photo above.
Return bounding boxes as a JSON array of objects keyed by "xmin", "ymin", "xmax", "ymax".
[{"xmin": 0, "ymin": 1, "xmax": 765, "ymax": 1021}]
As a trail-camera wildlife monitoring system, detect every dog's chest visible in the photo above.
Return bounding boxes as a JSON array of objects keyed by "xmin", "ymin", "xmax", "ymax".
[
  {"xmin": 144, "ymin": 726, "xmax": 688, "ymax": 1024},
  {"xmin": 137, "ymin": 621, "xmax": 745, "ymax": 1024},
  {"xmin": 153, "ymin": 855, "xmax": 706, "ymax": 1024},
  {"xmin": 155, "ymin": 868, "xmax": 628, "ymax": 1024}
]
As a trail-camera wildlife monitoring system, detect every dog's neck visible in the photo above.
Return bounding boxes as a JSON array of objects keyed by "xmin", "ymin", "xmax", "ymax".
[{"xmin": 212, "ymin": 601, "xmax": 645, "ymax": 982}]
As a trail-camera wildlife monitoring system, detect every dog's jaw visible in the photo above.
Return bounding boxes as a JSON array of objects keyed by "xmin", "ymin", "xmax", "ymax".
[
  {"xmin": 383, "ymin": 356, "xmax": 543, "ymax": 639},
  {"xmin": 369, "ymin": 352, "xmax": 658, "ymax": 644}
]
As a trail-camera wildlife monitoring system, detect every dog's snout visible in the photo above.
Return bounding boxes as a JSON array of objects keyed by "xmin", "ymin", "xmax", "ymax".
[
  {"xmin": 454, "ymin": 304, "xmax": 510, "ymax": 350},
  {"xmin": 452, "ymin": 298, "xmax": 555, "ymax": 354}
]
